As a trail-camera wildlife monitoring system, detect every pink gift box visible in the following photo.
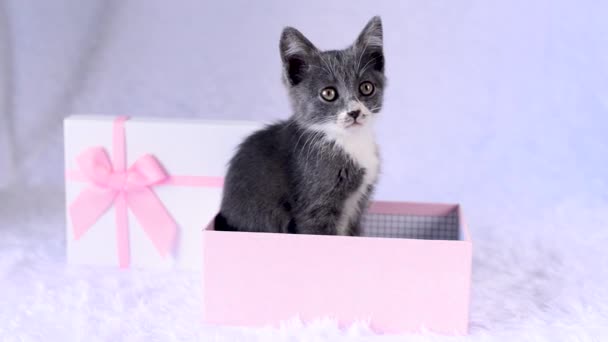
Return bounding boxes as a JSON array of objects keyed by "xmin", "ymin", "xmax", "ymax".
[{"xmin": 201, "ymin": 201, "xmax": 472, "ymax": 335}]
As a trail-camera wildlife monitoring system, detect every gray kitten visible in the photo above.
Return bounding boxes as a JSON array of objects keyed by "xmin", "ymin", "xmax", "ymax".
[{"xmin": 215, "ymin": 16, "xmax": 385, "ymax": 236}]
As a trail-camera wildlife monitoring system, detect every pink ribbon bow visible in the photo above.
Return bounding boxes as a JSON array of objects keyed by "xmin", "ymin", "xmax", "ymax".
[{"xmin": 69, "ymin": 147, "xmax": 177, "ymax": 267}]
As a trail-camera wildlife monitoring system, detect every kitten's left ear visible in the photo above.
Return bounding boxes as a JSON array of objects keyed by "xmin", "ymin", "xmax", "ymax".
[
  {"xmin": 355, "ymin": 16, "xmax": 384, "ymax": 73},
  {"xmin": 280, "ymin": 27, "xmax": 318, "ymax": 86}
]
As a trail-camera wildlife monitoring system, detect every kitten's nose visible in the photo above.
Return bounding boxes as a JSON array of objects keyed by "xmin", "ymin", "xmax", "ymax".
[{"xmin": 347, "ymin": 110, "xmax": 361, "ymax": 120}]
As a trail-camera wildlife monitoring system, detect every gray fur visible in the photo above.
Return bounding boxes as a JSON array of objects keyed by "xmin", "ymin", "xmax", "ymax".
[{"xmin": 215, "ymin": 16, "xmax": 386, "ymax": 235}]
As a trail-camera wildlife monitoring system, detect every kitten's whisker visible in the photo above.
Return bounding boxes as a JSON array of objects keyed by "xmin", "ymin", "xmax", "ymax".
[
  {"xmin": 294, "ymin": 129, "xmax": 308, "ymax": 153},
  {"xmin": 299, "ymin": 131, "xmax": 316, "ymax": 172},
  {"xmin": 306, "ymin": 131, "xmax": 326, "ymax": 171},
  {"xmin": 293, "ymin": 121, "xmax": 318, "ymax": 152},
  {"xmin": 301, "ymin": 129, "xmax": 324, "ymax": 171}
]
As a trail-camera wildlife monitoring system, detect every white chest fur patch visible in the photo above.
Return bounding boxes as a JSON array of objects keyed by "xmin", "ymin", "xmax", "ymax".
[{"xmin": 327, "ymin": 126, "xmax": 380, "ymax": 236}]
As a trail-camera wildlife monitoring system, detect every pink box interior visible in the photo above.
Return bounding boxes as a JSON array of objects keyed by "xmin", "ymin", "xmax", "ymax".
[{"xmin": 201, "ymin": 201, "xmax": 472, "ymax": 335}]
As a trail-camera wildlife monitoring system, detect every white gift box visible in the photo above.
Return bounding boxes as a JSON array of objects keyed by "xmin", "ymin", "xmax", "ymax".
[{"xmin": 63, "ymin": 115, "xmax": 262, "ymax": 270}]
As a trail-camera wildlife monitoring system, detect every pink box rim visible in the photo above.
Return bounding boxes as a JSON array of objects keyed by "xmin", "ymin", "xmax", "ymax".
[{"xmin": 204, "ymin": 200, "xmax": 472, "ymax": 243}]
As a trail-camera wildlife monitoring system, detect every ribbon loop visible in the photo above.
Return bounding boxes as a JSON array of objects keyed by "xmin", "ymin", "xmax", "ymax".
[
  {"xmin": 76, "ymin": 147, "xmax": 114, "ymax": 187},
  {"xmin": 126, "ymin": 154, "xmax": 169, "ymax": 189}
]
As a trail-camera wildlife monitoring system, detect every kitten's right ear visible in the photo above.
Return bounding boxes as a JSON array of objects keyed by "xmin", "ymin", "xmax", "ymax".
[
  {"xmin": 354, "ymin": 16, "xmax": 384, "ymax": 73},
  {"xmin": 280, "ymin": 27, "xmax": 318, "ymax": 86}
]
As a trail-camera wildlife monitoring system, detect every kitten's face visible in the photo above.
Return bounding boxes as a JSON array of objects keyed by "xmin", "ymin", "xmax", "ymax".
[{"xmin": 280, "ymin": 17, "xmax": 386, "ymax": 134}]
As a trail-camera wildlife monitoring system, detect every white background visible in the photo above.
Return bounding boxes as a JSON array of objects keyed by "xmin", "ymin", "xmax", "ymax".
[{"xmin": 1, "ymin": 1, "xmax": 606, "ymax": 220}]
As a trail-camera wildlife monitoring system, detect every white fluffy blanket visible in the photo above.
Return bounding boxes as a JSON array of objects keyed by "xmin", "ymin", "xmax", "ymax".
[{"xmin": 1, "ymin": 187, "xmax": 606, "ymax": 341}]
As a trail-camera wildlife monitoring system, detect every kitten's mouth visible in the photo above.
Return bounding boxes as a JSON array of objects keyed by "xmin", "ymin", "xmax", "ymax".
[
  {"xmin": 340, "ymin": 108, "xmax": 369, "ymax": 129},
  {"xmin": 345, "ymin": 120, "xmax": 364, "ymax": 128}
]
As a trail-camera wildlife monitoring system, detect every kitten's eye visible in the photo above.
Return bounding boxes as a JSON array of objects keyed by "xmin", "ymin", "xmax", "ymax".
[
  {"xmin": 320, "ymin": 87, "xmax": 338, "ymax": 102},
  {"xmin": 359, "ymin": 81, "xmax": 375, "ymax": 96}
]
